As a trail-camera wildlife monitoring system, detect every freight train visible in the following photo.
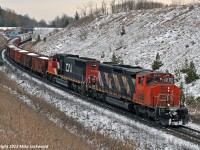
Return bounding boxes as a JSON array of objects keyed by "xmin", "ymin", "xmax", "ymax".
[{"xmin": 5, "ymin": 33, "xmax": 189, "ymax": 126}]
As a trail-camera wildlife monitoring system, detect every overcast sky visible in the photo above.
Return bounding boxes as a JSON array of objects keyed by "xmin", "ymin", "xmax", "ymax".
[{"xmin": 0, "ymin": 0, "xmax": 193, "ymax": 22}]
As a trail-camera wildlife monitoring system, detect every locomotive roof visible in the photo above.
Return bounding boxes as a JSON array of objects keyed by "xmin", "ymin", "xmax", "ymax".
[
  {"xmin": 72, "ymin": 57, "xmax": 98, "ymax": 62},
  {"xmin": 53, "ymin": 53, "xmax": 79, "ymax": 58},
  {"xmin": 79, "ymin": 57, "xmax": 96, "ymax": 61},
  {"xmin": 114, "ymin": 64, "xmax": 143, "ymax": 69},
  {"xmin": 99, "ymin": 63, "xmax": 144, "ymax": 74},
  {"xmin": 103, "ymin": 62, "xmax": 118, "ymax": 65},
  {"xmin": 125, "ymin": 68, "xmax": 145, "ymax": 75},
  {"xmin": 137, "ymin": 70, "xmax": 155, "ymax": 77}
]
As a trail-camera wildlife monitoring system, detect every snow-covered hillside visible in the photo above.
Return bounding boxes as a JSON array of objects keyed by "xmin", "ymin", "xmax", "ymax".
[
  {"xmin": 32, "ymin": 5, "xmax": 200, "ymax": 97},
  {"xmin": 32, "ymin": 27, "xmax": 62, "ymax": 42}
]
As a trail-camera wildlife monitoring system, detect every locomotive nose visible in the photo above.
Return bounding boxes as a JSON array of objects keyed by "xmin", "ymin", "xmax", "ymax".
[{"xmin": 151, "ymin": 85, "xmax": 180, "ymax": 109}]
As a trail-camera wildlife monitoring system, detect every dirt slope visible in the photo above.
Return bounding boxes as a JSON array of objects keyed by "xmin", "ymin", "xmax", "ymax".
[{"xmin": 0, "ymin": 72, "xmax": 93, "ymax": 150}]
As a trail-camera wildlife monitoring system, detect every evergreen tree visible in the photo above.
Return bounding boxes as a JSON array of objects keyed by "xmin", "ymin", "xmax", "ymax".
[
  {"xmin": 185, "ymin": 61, "xmax": 199, "ymax": 84},
  {"xmin": 63, "ymin": 18, "xmax": 69, "ymax": 27},
  {"xmin": 152, "ymin": 53, "xmax": 163, "ymax": 71},
  {"xmin": 120, "ymin": 24, "xmax": 126, "ymax": 36},
  {"xmin": 75, "ymin": 11, "xmax": 80, "ymax": 20},
  {"xmin": 181, "ymin": 58, "xmax": 189, "ymax": 73},
  {"xmin": 37, "ymin": 35, "xmax": 40, "ymax": 42}
]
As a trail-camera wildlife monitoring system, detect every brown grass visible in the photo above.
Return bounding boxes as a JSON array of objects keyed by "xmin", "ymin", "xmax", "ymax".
[
  {"xmin": 0, "ymin": 76, "xmax": 93, "ymax": 150},
  {"xmin": 188, "ymin": 107, "xmax": 200, "ymax": 124},
  {"xmin": 0, "ymin": 36, "xmax": 6, "ymax": 48},
  {"xmin": 0, "ymin": 69, "xmax": 136, "ymax": 150}
]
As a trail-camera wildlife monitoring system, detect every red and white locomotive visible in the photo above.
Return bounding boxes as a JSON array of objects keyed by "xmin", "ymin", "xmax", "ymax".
[{"xmin": 5, "ymin": 34, "xmax": 189, "ymax": 126}]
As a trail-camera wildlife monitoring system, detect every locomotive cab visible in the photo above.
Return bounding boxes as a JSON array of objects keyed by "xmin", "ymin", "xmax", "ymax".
[{"xmin": 134, "ymin": 72, "xmax": 189, "ymax": 125}]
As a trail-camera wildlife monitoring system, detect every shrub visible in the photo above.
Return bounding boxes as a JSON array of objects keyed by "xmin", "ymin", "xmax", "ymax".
[
  {"xmin": 43, "ymin": 37, "xmax": 46, "ymax": 42},
  {"xmin": 101, "ymin": 51, "xmax": 105, "ymax": 58},
  {"xmin": 184, "ymin": 61, "xmax": 199, "ymax": 84},
  {"xmin": 185, "ymin": 96, "xmax": 200, "ymax": 108},
  {"xmin": 112, "ymin": 53, "xmax": 123, "ymax": 64}
]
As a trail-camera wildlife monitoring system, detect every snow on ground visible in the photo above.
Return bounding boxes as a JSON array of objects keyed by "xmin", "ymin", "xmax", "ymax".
[
  {"xmin": 187, "ymin": 122, "xmax": 200, "ymax": 131},
  {"xmin": 0, "ymin": 27, "xmax": 21, "ymax": 31},
  {"xmin": 1, "ymin": 50, "xmax": 200, "ymax": 150},
  {"xmin": 32, "ymin": 5, "xmax": 200, "ymax": 97},
  {"xmin": 32, "ymin": 27, "xmax": 62, "ymax": 42}
]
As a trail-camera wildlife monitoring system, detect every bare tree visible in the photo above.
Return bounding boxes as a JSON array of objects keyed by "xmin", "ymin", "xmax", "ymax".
[
  {"xmin": 88, "ymin": 1, "xmax": 94, "ymax": 16},
  {"xmin": 171, "ymin": 0, "xmax": 185, "ymax": 5},
  {"xmin": 94, "ymin": 3, "xmax": 102, "ymax": 16},
  {"xmin": 110, "ymin": 0, "xmax": 116, "ymax": 14},
  {"xmin": 127, "ymin": 0, "xmax": 135, "ymax": 11},
  {"xmin": 101, "ymin": 0, "xmax": 107, "ymax": 15},
  {"xmin": 121, "ymin": 0, "xmax": 125, "ymax": 12},
  {"xmin": 78, "ymin": 4, "xmax": 88, "ymax": 17}
]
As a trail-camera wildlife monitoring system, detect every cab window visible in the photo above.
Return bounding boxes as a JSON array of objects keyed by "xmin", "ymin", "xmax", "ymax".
[
  {"xmin": 146, "ymin": 77, "xmax": 162, "ymax": 84},
  {"xmin": 138, "ymin": 77, "xmax": 144, "ymax": 84},
  {"xmin": 155, "ymin": 78, "xmax": 162, "ymax": 82},
  {"xmin": 146, "ymin": 78, "xmax": 153, "ymax": 84},
  {"xmin": 169, "ymin": 78, "xmax": 174, "ymax": 84},
  {"xmin": 163, "ymin": 78, "xmax": 174, "ymax": 84}
]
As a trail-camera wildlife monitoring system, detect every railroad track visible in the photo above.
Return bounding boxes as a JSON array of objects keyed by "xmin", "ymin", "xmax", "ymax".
[
  {"xmin": 3, "ymin": 50, "xmax": 200, "ymax": 145},
  {"xmin": 0, "ymin": 48, "xmax": 4, "ymax": 66}
]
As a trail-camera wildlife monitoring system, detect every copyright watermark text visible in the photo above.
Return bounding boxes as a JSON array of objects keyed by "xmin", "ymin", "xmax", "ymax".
[{"xmin": 0, "ymin": 145, "xmax": 49, "ymax": 149}]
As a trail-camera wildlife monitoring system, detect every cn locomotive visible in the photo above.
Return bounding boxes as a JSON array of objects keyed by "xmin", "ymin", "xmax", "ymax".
[{"xmin": 5, "ymin": 33, "xmax": 189, "ymax": 126}]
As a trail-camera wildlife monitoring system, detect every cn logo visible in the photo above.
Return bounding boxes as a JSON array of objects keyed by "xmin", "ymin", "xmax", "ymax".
[{"xmin": 66, "ymin": 63, "xmax": 72, "ymax": 72}]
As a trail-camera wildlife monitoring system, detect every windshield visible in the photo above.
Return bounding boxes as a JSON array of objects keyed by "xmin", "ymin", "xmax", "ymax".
[
  {"xmin": 146, "ymin": 77, "xmax": 162, "ymax": 84},
  {"xmin": 163, "ymin": 77, "xmax": 174, "ymax": 84},
  {"xmin": 146, "ymin": 77, "xmax": 174, "ymax": 84}
]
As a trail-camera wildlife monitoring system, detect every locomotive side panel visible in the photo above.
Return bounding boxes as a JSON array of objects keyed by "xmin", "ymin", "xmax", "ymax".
[
  {"xmin": 85, "ymin": 61, "xmax": 99, "ymax": 84},
  {"xmin": 98, "ymin": 64, "xmax": 135, "ymax": 100},
  {"xmin": 62, "ymin": 57, "xmax": 84, "ymax": 82},
  {"xmin": 98, "ymin": 64, "xmax": 113, "ymax": 91}
]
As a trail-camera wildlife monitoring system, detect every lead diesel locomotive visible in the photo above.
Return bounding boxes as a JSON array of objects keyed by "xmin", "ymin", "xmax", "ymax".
[{"xmin": 6, "ymin": 34, "xmax": 189, "ymax": 126}]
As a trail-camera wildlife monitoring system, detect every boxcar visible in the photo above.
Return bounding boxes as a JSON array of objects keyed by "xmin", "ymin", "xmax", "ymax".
[
  {"xmin": 10, "ymin": 47, "xmax": 20, "ymax": 61},
  {"xmin": 12, "ymin": 37, "xmax": 20, "ymax": 46},
  {"xmin": 23, "ymin": 53, "xmax": 38, "ymax": 69},
  {"xmin": 32, "ymin": 56, "xmax": 49, "ymax": 75},
  {"xmin": 6, "ymin": 45, "xmax": 16, "ymax": 57},
  {"xmin": 14, "ymin": 47, "xmax": 24, "ymax": 64},
  {"xmin": 18, "ymin": 50, "xmax": 28, "ymax": 66}
]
